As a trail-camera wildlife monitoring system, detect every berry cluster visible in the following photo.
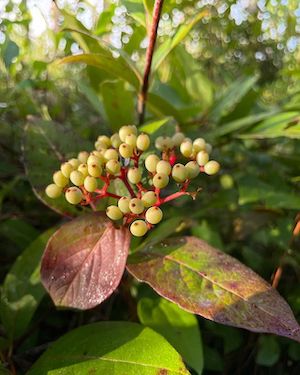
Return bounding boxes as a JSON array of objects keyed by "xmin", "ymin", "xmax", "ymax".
[{"xmin": 45, "ymin": 125, "xmax": 220, "ymax": 237}]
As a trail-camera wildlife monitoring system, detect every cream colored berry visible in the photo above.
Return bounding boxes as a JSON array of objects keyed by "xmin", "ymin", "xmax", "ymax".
[
  {"xmin": 142, "ymin": 191, "xmax": 157, "ymax": 207},
  {"xmin": 70, "ymin": 170, "xmax": 85, "ymax": 186},
  {"xmin": 45, "ymin": 184, "xmax": 62, "ymax": 199},
  {"xmin": 196, "ymin": 151, "xmax": 209, "ymax": 166},
  {"xmin": 145, "ymin": 206, "xmax": 163, "ymax": 224},
  {"xmin": 87, "ymin": 154, "xmax": 103, "ymax": 167},
  {"xmin": 136, "ymin": 134, "xmax": 150, "ymax": 151},
  {"xmin": 129, "ymin": 198, "xmax": 144, "ymax": 214},
  {"xmin": 53, "ymin": 171, "xmax": 69, "ymax": 187},
  {"xmin": 155, "ymin": 136, "xmax": 173, "ymax": 151},
  {"xmin": 106, "ymin": 205, "xmax": 123, "ymax": 220},
  {"xmin": 78, "ymin": 163, "xmax": 89, "ymax": 177},
  {"xmin": 172, "ymin": 164, "xmax": 188, "ymax": 183},
  {"xmin": 61, "ymin": 162, "xmax": 74, "ymax": 178},
  {"xmin": 104, "ymin": 148, "xmax": 119, "ymax": 161},
  {"xmin": 193, "ymin": 138, "xmax": 206, "ymax": 152},
  {"xmin": 111, "ymin": 133, "xmax": 122, "ymax": 148},
  {"xmin": 118, "ymin": 196, "xmax": 131, "ymax": 214},
  {"xmin": 84, "ymin": 176, "xmax": 97, "ymax": 192},
  {"xmin": 172, "ymin": 132, "xmax": 185, "ymax": 146},
  {"xmin": 125, "ymin": 134, "xmax": 137, "ymax": 148},
  {"xmin": 106, "ymin": 160, "xmax": 121, "ymax": 175},
  {"xmin": 204, "ymin": 160, "xmax": 220, "ymax": 175},
  {"xmin": 185, "ymin": 161, "xmax": 200, "ymax": 179},
  {"xmin": 88, "ymin": 164, "xmax": 102, "ymax": 177},
  {"xmin": 127, "ymin": 167, "xmax": 142, "ymax": 184},
  {"xmin": 130, "ymin": 220, "xmax": 148, "ymax": 237},
  {"xmin": 94, "ymin": 141, "xmax": 107, "ymax": 151},
  {"xmin": 119, "ymin": 143, "xmax": 133, "ymax": 158},
  {"xmin": 65, "ymin": 187, "xmax": 83, "ymax": 205},
  {"xmin": 156, "ymin": 160, "xmax": 171, "ymax": 175},
  {"xmin": 180, "ymin": 141, "xmax": 193, "ymax": 158},
  {"xmin": 119, "ymin": 126, "xmax": 135, "ymax": 142},
  {"xmin": 153, "ymin": 173, "xmax": 169, "ymax": 189},
  {"xmin": 68, "ymin": 158, "xmax": 80, "ymax": 169},
  {"xmin": 97, "ymin": 135, "xmax": 111, "ymax": 147},
  {"xmin": 145, "ymin": 154, "xmax": 160, "ymax": 173},
  {"xmin": 77, "ymin": 151, "xmax": 89, "ymax": 164}
]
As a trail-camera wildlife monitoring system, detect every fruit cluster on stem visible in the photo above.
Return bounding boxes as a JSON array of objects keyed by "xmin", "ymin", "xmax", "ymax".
[{"xmin": 45, "ymin": 125, "xmax": 220, "ymax": 236}]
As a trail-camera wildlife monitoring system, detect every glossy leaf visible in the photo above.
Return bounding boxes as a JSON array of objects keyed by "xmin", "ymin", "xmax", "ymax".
[
  {"xmin": 0, "ymin": 229, "xmax": 55, "ymax": 340},
  {"xmin": 0, "ymin": 218, "xmax": 38, "ymax": 249},
  {"xmin": 28, "ymin": 322, "xmax": 190, "ymax": 375},
  {"xmin": 23, "ymin": 119, "xmax": 90, "ymax": 216},
  {"xmin": 41, "ymin": 213, "xmax": 130, "ymax": 310},
  {"xmin": 138, "ymin": 297, "xmax": 204, "ymax": 374},
  {"xmin": 127, "ymin": 236, "xmax": 300, "ymax": 342}
]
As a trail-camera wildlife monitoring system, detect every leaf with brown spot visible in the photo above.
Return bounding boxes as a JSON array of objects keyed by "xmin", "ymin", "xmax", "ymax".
[
  {"xmin": 127, "ymin": 236, "xmax": 300, "ymax": 342},
  {"xmin": 41, "ymin": 213, "xmax": 130, "ymax": 309}
]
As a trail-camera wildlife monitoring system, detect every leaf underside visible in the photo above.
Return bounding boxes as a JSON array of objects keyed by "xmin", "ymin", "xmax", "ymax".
[{"xmin": 127, "ymin": 236, "xmax": 300, "ymax": 342}]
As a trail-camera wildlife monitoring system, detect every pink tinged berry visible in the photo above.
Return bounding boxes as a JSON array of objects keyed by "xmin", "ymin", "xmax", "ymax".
[
  {"xmin": 45, "ymin": 184, "xmax": 62, "ymax": 199},
  {"xmin": 130, "ymin": 220, "xmax": 148, "ymax": 237},
  {"xmin": 65, "ymin": 187, "xmax": 83, "ymax": 205},
  {"xmin": 145, "ymin": 206, "xmax": 163, "ymax": 224}
]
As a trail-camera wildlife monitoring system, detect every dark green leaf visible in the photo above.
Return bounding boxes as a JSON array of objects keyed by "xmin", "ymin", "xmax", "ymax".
[{"xmin": 255, "ymin": 336, "xmax": 280, "ymax": 366}]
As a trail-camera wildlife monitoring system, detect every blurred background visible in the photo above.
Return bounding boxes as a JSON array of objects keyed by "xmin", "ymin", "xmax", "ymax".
[{"xmin": 1, "ymin": 0, "xmax": 300, "ymax": 374}]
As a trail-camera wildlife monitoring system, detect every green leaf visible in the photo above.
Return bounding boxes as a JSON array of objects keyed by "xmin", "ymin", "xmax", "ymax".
[
  {"xmin": 138, "ymin": 297, "xmax": 204, "ymax": 374},
  {"xmin": 255, "ymin": 335, "xmax": 280, "ymax": 366},
  {"xmin": 123, "ymin": 0, "xmax": 146, "ymax": 27},
  {"xmin": 127, "ymin": 236, "xmax": 300, "ymax": 342},
  {"xmin": 147, "ymin": 93, "xmax": 183, "ymax": 121},
  {"xmin": 2, "ymin": 38, "xmax": 19, "ymax": 68},
  {"xmin": 0, "ymin": 229, "xmax": 55, "ymax": 341},
  {"xmin": 58, "ymin": 53, "xmax": 141, "ymax": 90},
  {"xmin": 27, "ymin": 322, "xmax": 190, "ymax": 374},
  {"xmin": 101, "ymin": 80, "xmax": 135, "ymax": 130},
  {"xmin": 185, "ymin": 71, "xmax": 214, "ymax": 111},
  {"xmin": 139, "ymin": 117, "xmax": 171, "ymax": 134},
  {"xmin": 0, "ymin": 218, "xmax": 39, "ymax": 249},
  {"xmin": 76, "ymin": 80, "xmax": 106, "ymax": 117},
  {"xmin": 153, "ymin": 11, "xmax": 208, "ymax": 70},
  {"xmin": 191, "ymin": 220, "xmax": 223, "ymax": 249}
]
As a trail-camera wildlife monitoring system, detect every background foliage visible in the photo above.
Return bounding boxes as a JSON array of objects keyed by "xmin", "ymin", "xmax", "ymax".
[{"xmin": 1, "ymin": 0, "xmax": 300, "ymax": 373}]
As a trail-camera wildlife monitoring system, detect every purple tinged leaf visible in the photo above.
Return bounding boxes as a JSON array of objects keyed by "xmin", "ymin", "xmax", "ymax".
[
  {"xmin": 127, "ymin": 236, "xmax": 300, "ymax": 342},
  {"xmin": 41, "ymin": 213, "xmax": 130, "ymax": 310}
]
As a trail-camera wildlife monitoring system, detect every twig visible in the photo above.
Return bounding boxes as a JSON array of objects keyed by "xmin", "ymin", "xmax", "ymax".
[{"xmin": 137, "ymin": 0, "xmax": 164, "ymax": 124}]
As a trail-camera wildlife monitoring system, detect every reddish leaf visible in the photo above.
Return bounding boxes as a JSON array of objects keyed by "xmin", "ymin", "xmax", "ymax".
[
  {"xmin": 127, "ymin": 236, "xmax": 300, "ymax": 342},
  {"xmin": 41, "ymin": 214, "xmax": 130, "ymax": 310}
]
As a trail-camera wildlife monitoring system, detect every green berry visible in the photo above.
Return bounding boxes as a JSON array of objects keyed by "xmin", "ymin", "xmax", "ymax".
[
  {"xmin": 106, "ymin": 159, "xmax": 121, "ymax": 175},
  {"xmin": 65, "ymin": 187, "xmax": 83, "ymax": 205},
  {"xmin": 204, "ymin": 160, "xmax": 220, "ymax": 175},
  {"xmin": 84, "ymin": 176, "xmax": 97, "ymax": 192},
  {"xmin": 118, "ymin": 196, "xmax": 131, "ymax": 214},
  {"xmin": 125, "ymin": 134, "xmax": 137, "ymax": 148},
  {"xmin": 111, "ymin": 133, "xmax": 122, "ymax": 148},
  {"xmin": 78, "ymin": 163, "xmax": 89, "ymax": 177},
  {"xmin": 119, "ymin": 126, "xmax": 135, "ymax": 142},
  {"xmin": 129, "ymin": 198, "xmax": 144, "ymax": 214},
  {"xmin": 78, "ymin": 151, "xmax": 89, "ymax": 164},
  {"xmin": 172, "ymin": 132, "xmax": 185, "ymax": 146},
  {"xmin": 130, "ymin": 220, "xmax": 148, "ymax": 237},
  {"xmin": 53, "ymin": 171, "xmax": 69, "ymax": 187},
  {"xmin": 180, "ymin": 141, "xmax": 193, "ymax": 158},
  {"xmin": 136, "ymin": 134, "xmax": 150, "ymax": 151},
  {"xmin": 70, "ymin": 170, "xmax": 85, "ymax": 186},
  {"xmin": 145, "ymin": 206, "xmax": 163, "ymax": 224},
  {"xmin": 156, "ymin": 160, "xmax": 171, "ymax": 175},
  {"xmin": 88, "ymin": 164, "xmax": 102, "ymax": 177},
  {"xmin": 153, "ymin": 173, "xmax": 169, "ymax": 189},
  {"xmin": 196, "ymin": 151, "xmax": 209, "ymax": 166},
  {"xmin": 185, "ymin": 161, "xmax": 200, "ymax": 179},
  {"xmin": 87, "ymin": 154, "xmax": 103, "ymax": 167},
  {"xmin": 119, "ymin": 143, "xmax": 133, "ymax": 158},
  {"xmin": 106, "ymin": 205, "xmax": 123, "ymax": 220},
  {"xmin": 172, "ymin": 163, "xmax": 188, "ymax": 183},
  {"xmin": 61, "ymin": 162, "xmax": 74, "ymax": 178},
  {"xmin": 193, "ymin": 138, "xmax": 206, "ymax": 152},
  {"xmin": 127, "ymin": 167, "xmax": 142, "ymax": 184},
  {"xmin": 68, "ymin": 158, "xmax": 80, "ymax": 169},
  {"xmin": 97, "ymin": 135, "xmax": 111, "ymax": 147},
  {"xmin": 142, "ymin": 191, "xmax": 157, "ymax": 207},
  {"xmin": 145, "ymin": 154, "xmax": 160, "ymax": 173},
  {"xmin": 45, "ymin": 184, "xmax": 62, "ymax": 199}
]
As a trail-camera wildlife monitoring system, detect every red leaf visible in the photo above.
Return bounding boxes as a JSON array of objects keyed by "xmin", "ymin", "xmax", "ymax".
[
  {"xmin": 41, "ymin": 213, "xmax": 130, "ymax": 310},
  {"xmin": 127, "ymin": 236, "xmax": 300, "ymax": 342}
]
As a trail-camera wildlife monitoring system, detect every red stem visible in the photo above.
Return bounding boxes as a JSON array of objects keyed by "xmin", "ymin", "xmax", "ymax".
[{"xmin": 119, "ymin": 168, "xmax": 136, "ymax": 198}]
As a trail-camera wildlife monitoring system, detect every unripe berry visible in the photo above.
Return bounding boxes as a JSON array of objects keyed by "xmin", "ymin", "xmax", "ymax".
[
  {"xmin": 53, "ymin": 171, "xmax": 69, "ymax": 187},
  {"xmin": 125, "ymin": 134, "xmax": 137, "ymax": 148},
  {"xmin": 97, "ymin": 135, "xmax": 111, "ymax": 148},
  {"xmin": 106, "ymin": 159, "xmax": 121, "ymax": 175},
  {"xmin": 68, "ymin": 158, "xmax": 80, "ymax": 169},
  {"xmin": 106, "ymin": 205, "xmax": 123, "ymax": 221},
  {"xmin": 172, "ymin": 163, "xmax": 188, "ymax": 183},
  {"xmin": 111, "ymin": 133, "xmax": 122, "ymax": 148},
  {"xmin": 130, "ymin": 220, "xmax": 148, "ymax": 237},
  {"xmin": 180, "ymin": 141, "xmax": 193, "ymax": 158},
  {"xmin": 118, "ymin": 196, "xmax": 131, "ymax": 213},
  {"xmin": 193, "ymin": 138, "xmax": 206, "ymax": 152},
  {"xmin": 65, "ymin": 187, "xmax": 83, "ymax": 205},
  {"xmin": 127, "ymin": 167, "xmax": 142, "ymax": 184},
  {"xmin": 87, "ymin": 154, "xmax": 103, "ymax": 167},
  {"xmin": 119, "ymin": 143, "xmax": 133, "ymax": 158},
  {"xmin": 129, "ymin": 198, "xmax": 144, "ymax": 214},
  {"xmin": 45, "ymin": 184, "xmax": 62, "ymax": 199},
  {"xmin": 204, "ymin": 160, "xmax": 220, "ymax": 175},
  {"xmin": 70, "ymin": 170, "xmax": 85, "ymax": 186},
  {"xmin": 205, "ymin": 143, "xmax": 212, "ymax": 154},
  {"xmin": 104, "ymin": 148, "xmax": 119, "ymax": 161},
  {"xmin": 78, "ymin": 163, "xmax": 89, "ymax": 177},
  {"xmin": 136, "ymin": 133, "xmax": 150, "ymax": 151},
  {"xmin": 142, "ymin": 191, "xmax": 157, "ymax": 207},
  {"xmin": 94, "ymin": 141, "xmax": 107, "ymax": 151},
  {"xmin": 61, "ymin": 162, "xmax": 74, "ymax": 178},
  {"xmin": 88, "ymin": 164, "xmax": 102, "ymax": 177},
  {"xmin": 84, "ymin": 176, "xmax": 97, "ymax": 192},
  {"xmin": 185, "ymin": 161, "xmax": 200, "ymax": 179},
  {"xmin": 119, "ymin": 126, "xmax": 134, "ymax": 142},
  {"xmin": 153, "ymin": 173, "xmax": 169, "ymax": 189},
  {"xmin": 91, "ymin": 151, "xmax": 105, "ymax": 163},
  {"xmin": 156, "ymin": 160, "xmax": 171, "ymax": 175},
  {"xmin": 196, "ymin": 151, "xmax": 209, "ymax": 166},
  {"xmin": 172, "ymin": 132, "xmax": 185, "ymax": 146},
  {"xmin": 155, "ymin": 136, "xmax": 173, "ymax": 150},
  {"xmin": 145, "ymin": 154, "xmax": 160, "ymax": 173},
  {"xmin": 78, "ymin": 151, "xmax": 89, "ymax": 164},
  {"xmin": 129, "ymin": 125, "xmax": 138, "ymax": 135},
  {"xmin": 145, "ymin": 206, "xmax": 163, "ymax": 224}
]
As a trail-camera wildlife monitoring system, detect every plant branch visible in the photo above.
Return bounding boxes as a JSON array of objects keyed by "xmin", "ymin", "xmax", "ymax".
[{"xmin": 138, "ymin": 0, "xmax": 164, "ymax": 124}]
